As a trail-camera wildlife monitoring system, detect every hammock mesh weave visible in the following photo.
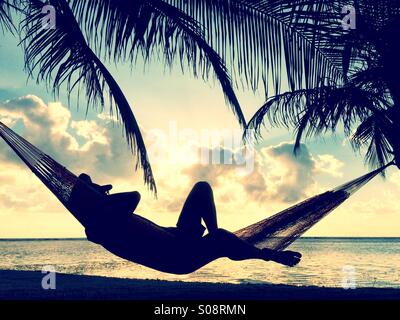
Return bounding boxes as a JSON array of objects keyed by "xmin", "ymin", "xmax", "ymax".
[{"xmin": 0, "ymin": 121, "xmax": 389, "ymax": 250}]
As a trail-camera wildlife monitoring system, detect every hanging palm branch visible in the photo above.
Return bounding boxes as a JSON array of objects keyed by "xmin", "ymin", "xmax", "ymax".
[
  {"xmin": 247, "ymin": 77, "xmax": 393, "ymax": 169},
  {"xmin": 351, "ymin": 112, "xmax": 394, "ymax": 171},
  {"xmin": 0, "ymin": 0, "xmax": 16, "ymax": 32},
  {"xmin": 20, "ymin": 0, "xmax": 272, "ymax": 192},
  {"xmin": 248, "ymin": 83, "xmax": 384, "ymax": 138},
  {"xmin": 70, "ymin": 0, "xmax": 246, "ymax": 127},
  {"xmin": 20, "ymin": 0, "xmax": 157, "ymax": 193},
  {"xmin": 14, "ymin": 0, "xmax": 400, "ymax": 187},
  {"xmin": 71, "ymin": 0, "xmax": 347, "ymax": 99},
  {"xmin": 248, "ymin": 0, "xmax": 400, "ymax": 171},
  {"xmin": 168, "ymin": 0, "xmax": 351, "ymax": 95}
]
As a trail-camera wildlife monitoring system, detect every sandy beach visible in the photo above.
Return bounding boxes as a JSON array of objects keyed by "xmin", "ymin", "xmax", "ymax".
[{"xmin": 0, "ymin": 270, "xmax": 399, "ymax": 300}]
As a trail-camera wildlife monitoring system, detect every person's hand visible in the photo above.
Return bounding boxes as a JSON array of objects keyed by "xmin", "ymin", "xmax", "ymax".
[
  {"xmin": 91, "ymin": 182, "xmax": 113, "ymax": 195},
  {"xmin": 99, "ymin": 184, "xmax": 113, "ymax": 194},
  {"xmin": 79, "ymin": 173, "xmax": 112, "ymax": 194}
]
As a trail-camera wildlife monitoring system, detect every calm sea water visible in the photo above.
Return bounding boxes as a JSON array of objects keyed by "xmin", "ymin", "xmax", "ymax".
[{"xmin": 0, "ymin": 238, "xmax": 399, "ymax": 288}]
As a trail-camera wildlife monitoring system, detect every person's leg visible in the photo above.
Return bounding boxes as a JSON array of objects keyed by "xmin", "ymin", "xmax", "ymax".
[
  {"xmin": 203, "ymin": 228, "xmax": 302, "ymax": 267},
  {"xmin": 176, "ymin": 181, "xmax": 218, "ymax": 237}
]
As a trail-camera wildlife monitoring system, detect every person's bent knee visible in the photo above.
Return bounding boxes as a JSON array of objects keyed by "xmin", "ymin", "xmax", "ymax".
[
  {"xmin": 118, "ymin": 191, "xmax": 140, "ymax": 203},
  {"xmin": 79, "ymin": 173, "xmax": 92, "ymax": 183},
  {"xmin": 126, "ymin": 191, "xmax": 141, "ymax": 211},
  {"xmin": 194, "ymin": 181, "xmax": 212, "ymax": 192},
  {"xmin": 131, "ymin": 191, "xmax": 141, "ymax": 202}
]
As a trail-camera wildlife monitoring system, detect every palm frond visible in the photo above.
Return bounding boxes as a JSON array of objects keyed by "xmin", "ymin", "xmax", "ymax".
[
  {"xmin": 247, "ymin": 0, "xmax": 400, "ymax": 171},
  {"xmin": 70, "ymin": 0, "xmax": 347, "ymax": 102},
  {"xmin": 272, "ymin": 0, "xmax": 400, "ymax": 78},
  {"xmin": 247, "ymin": 83, "xmax": 387, "ymax": 154},
  {"xmin": 70, "ymin": 0, "xmax": 246, "ymax": 127},
  {"xmin": 249, "ymin": 0, "xmax": 348, "ymax": 90},
  {"xmin": 151, "ymin": 0, "xmax": 246, "ymax": 126},
  {"xmin": 21, "ymin": 0, "xmax": 157, "ymax": 193},
  {"xmin": 0, "ymin": 0, "xmax": 17, "ymax": 32},
  {"xmin": 351, "ymin": 112, "xmax": 393, "ymax": 171}
]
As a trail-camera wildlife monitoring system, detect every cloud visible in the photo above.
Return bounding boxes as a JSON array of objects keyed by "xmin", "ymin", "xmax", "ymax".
[
  {"xmin": 261, "ymin": 142, "xmax": 316, "ymax": 202},
  {"xmin": 315, "ymin": 154, "xmax": 344, "ymax": 178},
  {"xmin": 389, "ymin": 171, "xmax": 400, "ymax": 188},
  {"xmin": 0, "ymin": 95, "xmax": 136, "ymax": 181},
  {"xmin": 0, "ymin": 95, "xmax": 348, "ymax": 236},
  {"xmin": 0, "ymin": 95, "xmax": 141, "ymax": 214},
  {"xmin": 181, "ymin": 142, "xmax": 341, "ymax": 204}
]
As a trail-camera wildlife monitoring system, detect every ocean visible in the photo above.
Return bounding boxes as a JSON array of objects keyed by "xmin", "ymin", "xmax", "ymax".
[{"xmin": 0, "ymin": 238, "xmax": 399, "ymax": 288}]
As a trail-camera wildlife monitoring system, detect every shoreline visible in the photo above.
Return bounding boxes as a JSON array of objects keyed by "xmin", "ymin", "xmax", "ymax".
[{"xmin": 1, "ymin": 270, "xmax": 399, "ymax": 300}]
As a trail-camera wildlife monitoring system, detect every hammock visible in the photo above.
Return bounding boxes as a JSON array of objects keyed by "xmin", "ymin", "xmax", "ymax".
[{"xmin": 0, "ymin": 121, "xmax": 392, "ymax": 250}]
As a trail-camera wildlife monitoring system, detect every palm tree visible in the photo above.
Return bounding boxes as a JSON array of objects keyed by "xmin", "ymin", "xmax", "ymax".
[
  {"xmin": 0, "ymin": 0, "xmax": 346, "ymax": 191},
  {"xmin": 248, "ymin": 0, "xmax": 400, "ymax": 173}
]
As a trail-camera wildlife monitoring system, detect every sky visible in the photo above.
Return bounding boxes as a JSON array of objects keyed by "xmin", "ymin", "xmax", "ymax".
[{"xmin": 1, "ymin": 29, "xmax": 400, "ymax": 238}]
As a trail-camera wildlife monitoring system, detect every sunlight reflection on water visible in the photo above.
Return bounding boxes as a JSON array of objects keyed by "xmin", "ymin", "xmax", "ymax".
[{"xmin": 0, "ymin": 238, "xmax": 399, "ymax": 288}]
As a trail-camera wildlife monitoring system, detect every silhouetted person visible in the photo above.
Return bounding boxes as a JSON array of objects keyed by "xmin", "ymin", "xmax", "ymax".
[{"xmin": 69, "ymin": 174, "xmax": 301, "ymax": 274}]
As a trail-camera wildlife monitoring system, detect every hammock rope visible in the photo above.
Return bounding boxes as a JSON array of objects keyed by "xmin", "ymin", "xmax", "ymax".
[
  {"xmin": 234, "ymin": 163, "xmax": 392, "ymax": 250},
  {"xmin": 0, "ymin": 121, "xmax": 392, "ymax": 250}
]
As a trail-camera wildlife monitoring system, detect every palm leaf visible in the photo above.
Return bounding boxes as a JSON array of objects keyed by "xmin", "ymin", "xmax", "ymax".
[
  {"xmin": 351, "ymin": 112, "xmax": 393, "ymax": 171},
  {"xmin": 0, "ymin": 0, "xmax": 17, "ymax": 32},
  {"xmin": 169, "ymin": 0, "xmax": 351, "ymax": 94},
  {"xmin": 21, "ymin": 0, "xmax": 157, "ymax": 193},
  {"xmin": 70, "ymin": 0, "xmax": 246, "ymax": 126},
  {"xmin": 70, "ymin": 0, "xmax": 347, "ymax": 102},
  {"xmin": 247, "ymin": 0, "xmax": 400, "ymax": 171},
  {"xmin": 247, "ymin": 83, "xmax": 387, "ymax": 155}
]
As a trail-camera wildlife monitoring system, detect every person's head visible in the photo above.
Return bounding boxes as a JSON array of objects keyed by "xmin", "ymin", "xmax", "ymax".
[{"xmin": 79, "ymin": 173, "xmax": 93, "ymax": 184}]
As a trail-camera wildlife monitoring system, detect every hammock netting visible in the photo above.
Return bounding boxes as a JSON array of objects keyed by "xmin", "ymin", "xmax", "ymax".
[{"xmin": 0, "ymin": 121, "xmax": 391, "ymax": 250}]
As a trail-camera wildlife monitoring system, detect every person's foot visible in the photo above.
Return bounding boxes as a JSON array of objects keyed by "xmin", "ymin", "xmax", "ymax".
[{"xmin": 265, "ymin": 249, "xmax": 302, "ymax": 267}]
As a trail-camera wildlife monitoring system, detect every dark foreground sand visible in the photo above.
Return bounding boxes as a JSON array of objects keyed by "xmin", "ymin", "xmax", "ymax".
[{"xmin": 0, "ymin": 270, "xmax": 399, "ymax": 300}]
